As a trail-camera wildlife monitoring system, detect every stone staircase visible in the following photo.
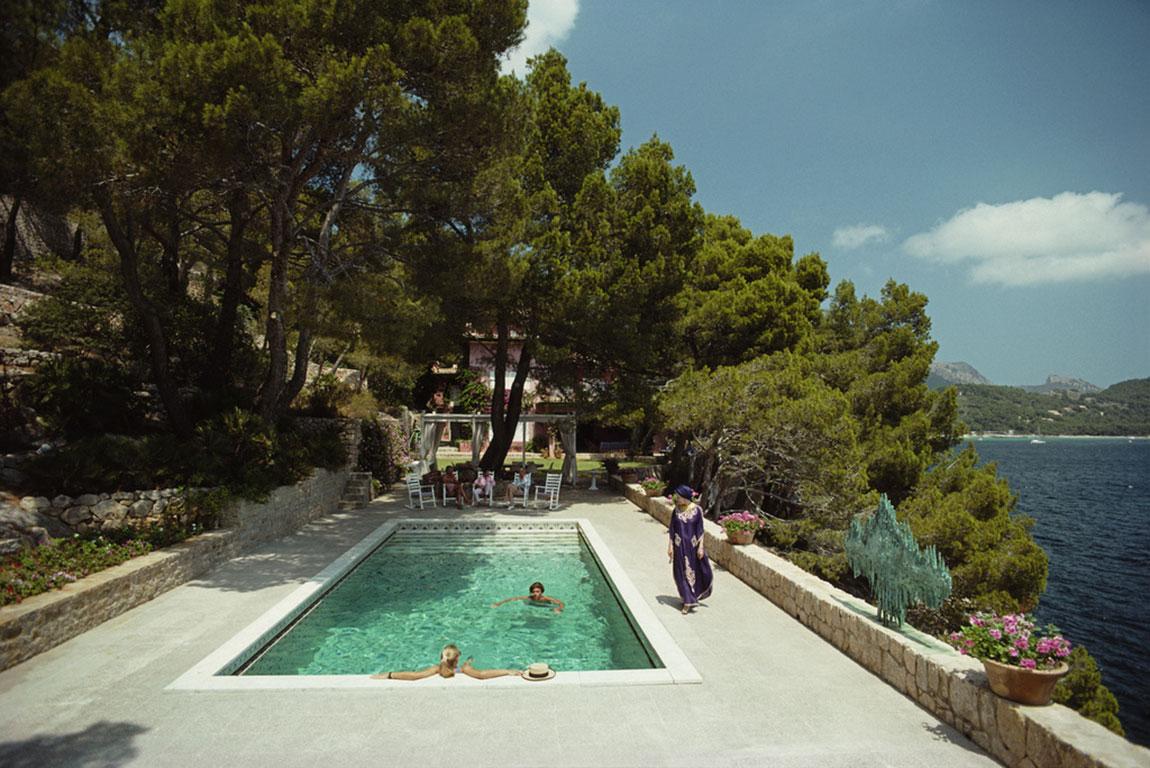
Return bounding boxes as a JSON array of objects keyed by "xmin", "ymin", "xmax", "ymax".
[{"xmin": 339, "ymin": 472, "xmax": 374, "ymax": 510}]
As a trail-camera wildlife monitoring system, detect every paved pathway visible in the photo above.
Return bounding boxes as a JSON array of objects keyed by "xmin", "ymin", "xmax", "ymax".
[{"xmin": 0, "ymin": 489, "xmax": 998, "ymax": 767}]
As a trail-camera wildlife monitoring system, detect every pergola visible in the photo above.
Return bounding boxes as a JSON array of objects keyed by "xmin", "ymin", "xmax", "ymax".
[{"xmin": 416, "ymin": 412, "xmax": 578, "ymax": 484}]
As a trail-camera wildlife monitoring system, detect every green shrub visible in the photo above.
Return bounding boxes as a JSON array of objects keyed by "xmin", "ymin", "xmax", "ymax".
[
  {"xmin": 190, "ymin": 408, "xmax": 277, "ymax": 494},
  {"xmin": 341, "ymin": 389, "xmax": 380, "ymax": 420},
  {"xmin": 23, "ymin": 410, "xmax": 345, "ymax": 499},
  {"xmin": 298, "ymin": 374, "xmax": 350, "ymax": 418},
  {"xmin": 23, "ymin": 434, "xmax": 187, "ymax": 495},
  {"xmin": 0, "ymin": 376, "xmax": 34, "ymax": 451},
  {"xmin": 286, "ymin": 421, "xmax": 348, "ymax": 473},
  {"xmin": 190, "ymin": 410, "xmax": 346, "ymax": 498},
  {"xmin": 1052, "ymin": 646, "xmax": 1125, "ymax": 736},
  {"xmin": 18, "ymin": 357, "xmax": 145, "ymax": 437},
  {"xmin": 357, "ymin": 417, "xmax": 406, "ymax": 485},
  {"xmin": 455, "ymin": 368, "xmax": 491, "ymax": 413}
]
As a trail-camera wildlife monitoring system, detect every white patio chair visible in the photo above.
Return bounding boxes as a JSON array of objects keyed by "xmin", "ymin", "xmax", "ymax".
[
  {"xmin": 506, "ymin": 473, "xmax": 532, "ymax": 509},
  {"xmin": 473, "ymin": 473, "xmax": 496, "ymax": 507},
  {"xmin": 405, "ymin": 473, "xmax": 437, "ymax": 510},
  {"xmin": 533, "ymin": 472, "xmax": 562, "ymax": 510},
  {"xmin": 442, "ymin": 479, "xmax": 472, "ymax": 507}
]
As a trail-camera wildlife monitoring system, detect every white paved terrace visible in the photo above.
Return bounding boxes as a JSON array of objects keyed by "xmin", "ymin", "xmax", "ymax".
[{"xmin": 0, "ymin": 489, "xmax": 997, "ymax": 767}]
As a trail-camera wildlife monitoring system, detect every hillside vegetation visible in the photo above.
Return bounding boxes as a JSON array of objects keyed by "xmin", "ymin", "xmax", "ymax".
[{"xmin": 956, "ymin": 378, "xmax": 1150, "ymax": 435}]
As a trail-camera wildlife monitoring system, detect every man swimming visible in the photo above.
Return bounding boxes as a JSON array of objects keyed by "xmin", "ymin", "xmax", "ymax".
[{"xmin": 492, "ymin": 581, "xmax": 564, "ymax": 613}]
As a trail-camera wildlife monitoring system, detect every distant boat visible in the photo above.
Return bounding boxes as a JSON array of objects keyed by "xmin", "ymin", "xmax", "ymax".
[{"xmin": 1030, "ymin": 438, "xmax": 1046, "ymax": 444}]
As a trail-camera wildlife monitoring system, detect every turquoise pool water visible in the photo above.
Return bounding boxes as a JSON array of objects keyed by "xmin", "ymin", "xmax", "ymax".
[{"xmin": 239, "ymin": 527, "xmax": 660, "ymax": 675}]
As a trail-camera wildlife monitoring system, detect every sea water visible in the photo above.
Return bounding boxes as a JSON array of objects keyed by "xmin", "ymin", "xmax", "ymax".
[
  {"xmin": 240, "ymin": 528, "xmax": 658, "ymax": 676},
  {"xmin": 974, "ymin": 437, "xmax": 1149, "ymax": 745}
]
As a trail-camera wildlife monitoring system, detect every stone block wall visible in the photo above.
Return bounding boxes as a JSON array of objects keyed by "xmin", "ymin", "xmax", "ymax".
[
  {"xmin": 617, "ymin": 478, "xmax": 1149, "ymax": 768},
  {"xmin": 0, "ymin": 468, "xmax": 349, "ymax": 672},
  {"xmin": 0, "ymin": 347, "xmax": 59, "ymax": 369},
  {"xmin": 220, "ymin": 468, "xmax": 348, "ymax": 550},
  {"xmin": 2, "ymin": 488, "xmax": 210, "ymax": 553}
]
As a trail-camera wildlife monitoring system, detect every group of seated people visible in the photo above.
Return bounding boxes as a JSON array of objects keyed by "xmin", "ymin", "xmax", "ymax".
[{"xmin": 421, "ymin": 463, "xmax": 533, "ymax": 508}]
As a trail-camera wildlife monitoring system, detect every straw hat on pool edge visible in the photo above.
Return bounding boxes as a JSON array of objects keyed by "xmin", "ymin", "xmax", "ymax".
[{"xmin": 523, "ymin": 663, "xmax": 556, "ymax": 681}]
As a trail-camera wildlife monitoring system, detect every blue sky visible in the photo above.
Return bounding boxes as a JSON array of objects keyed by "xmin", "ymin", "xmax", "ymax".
[{"xmin": 504, "ymin": 1, "xmax": 1150, "ymax": 388}]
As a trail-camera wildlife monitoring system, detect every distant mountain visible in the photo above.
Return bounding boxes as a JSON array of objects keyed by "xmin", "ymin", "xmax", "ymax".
[
  {"xmin": 928, "ymin": 361, "xmax": 992, "ymax": 389},
  {"xmin": 1020, "ymin": 374, "xmax": 1101, "ymax": 395},
  {"xmin": 954, "ymin": 378, "xmax": 1150, "ymax": 435}
]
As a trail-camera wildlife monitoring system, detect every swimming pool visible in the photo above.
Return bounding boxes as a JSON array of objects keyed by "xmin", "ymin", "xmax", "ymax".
[{"xmin": 171, "ymin": 518, "xmax": 700, "ymax": 688}]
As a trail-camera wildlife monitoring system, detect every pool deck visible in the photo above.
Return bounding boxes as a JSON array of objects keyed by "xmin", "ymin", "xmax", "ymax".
[{"xmin": 0, "ymin": 489, "xmax": 998, "ymax": 767}]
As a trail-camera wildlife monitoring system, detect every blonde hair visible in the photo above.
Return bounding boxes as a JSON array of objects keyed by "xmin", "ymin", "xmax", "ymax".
[{"xmin": 438, "ymin": 644, "xmax": 461, "ymax": 677}]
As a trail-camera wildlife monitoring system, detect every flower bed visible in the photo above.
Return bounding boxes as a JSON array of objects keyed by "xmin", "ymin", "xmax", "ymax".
[
  {"xmin": 1, "ymin": 513, "xmax": 215, "ymax": 606},
  {"xmin": 1, "ymin": 536, "xmax": 151, "ymax": 605}
]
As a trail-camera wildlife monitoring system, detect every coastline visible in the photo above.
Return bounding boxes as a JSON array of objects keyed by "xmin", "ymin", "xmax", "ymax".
[{"xmin": 963, "ymin": 433, "xmax": 1149, "ymax": 440}]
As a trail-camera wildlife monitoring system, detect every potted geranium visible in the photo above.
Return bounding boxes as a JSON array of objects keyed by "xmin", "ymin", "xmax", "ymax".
[
  {"xmin": 640, "ymin": 477, "xmax": 664, "ymax": 496},
  {"xmin": 947, "ymin": 612, "xmax": 1071, "ymax": 705},
  {"xmin": 716, "ymin": 511, "xmax": 764, "ymax": 545}
]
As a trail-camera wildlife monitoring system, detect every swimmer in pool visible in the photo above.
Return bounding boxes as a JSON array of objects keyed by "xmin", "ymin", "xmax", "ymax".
[
  {"xmin": 491, "ymin": 581, "xmax": 565, "ymax": 614},
  {"xmin": 371, "ymin": 644, "xmax": 522, "ymax": 680}
]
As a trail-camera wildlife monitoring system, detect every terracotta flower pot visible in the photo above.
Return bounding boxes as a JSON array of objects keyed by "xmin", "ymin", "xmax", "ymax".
[
  {"xmin": 643, "ymin": 486, "xmax": 662, "ymax": 497},
  {"xmin": 981, "ymin": 659, "xmax": 1069, "ymax": 705},
  {"xmin": 726, "ymin": 529, "xmax": 754, "ymax": 545}
]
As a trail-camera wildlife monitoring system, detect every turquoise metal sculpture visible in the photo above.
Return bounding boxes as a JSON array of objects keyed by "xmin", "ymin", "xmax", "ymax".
[{"xmin": 844, "ymin": 494, "xmax": 952, "ymax": 627}]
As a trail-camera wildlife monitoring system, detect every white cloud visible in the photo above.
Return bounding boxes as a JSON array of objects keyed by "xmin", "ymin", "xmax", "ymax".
[
  {"xmin": 501, "ymin": 0, "xmax": 580, "ymax": 75},
  {"xmin": 903, "ymin": 191, "xmax": 1150, "ymax": 286},
  {"xmin": 832, "ymin": 224, "xmax": 890, "ymax": 249}
]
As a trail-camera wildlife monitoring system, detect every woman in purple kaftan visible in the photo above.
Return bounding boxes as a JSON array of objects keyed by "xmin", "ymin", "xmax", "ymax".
[{"xmin": 668, "ymin": 485, "xmax": 713, "ymax": 614}]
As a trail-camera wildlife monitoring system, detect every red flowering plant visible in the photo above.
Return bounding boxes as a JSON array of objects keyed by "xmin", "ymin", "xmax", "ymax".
[
  {"xmin": 946, "ymin": 612, "xmax": 1072, "ymax": 670},
  {"xmin": 716, "ymin": 511, "xmax": 765, "ymax": 535}
]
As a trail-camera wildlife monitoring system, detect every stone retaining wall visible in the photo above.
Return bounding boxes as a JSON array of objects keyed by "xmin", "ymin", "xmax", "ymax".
[
  {"xmin": 618, "ymin": 479, "xmax": 1149, "ymax": 768},
  {"xmin": 0, "ymin": 347, "xmax": 59, "ymax": 368},
  {"xmin": 2, "ymin": 488, "xmax": 210, "ymax": 553},
  {"xmin": 0, "ymin": 468, "xmax": 348, "ymax": 671}
]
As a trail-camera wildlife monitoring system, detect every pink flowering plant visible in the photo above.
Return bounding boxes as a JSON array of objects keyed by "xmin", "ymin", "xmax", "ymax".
[
  {"xmin": 640, "ymin": 476, "xmax": 665, "ymax": 492},
  {"xmin": 716, "ymin": 511, "xmax": 765, "ymax": 535},
  {"xmin": 947, "ymin": 612, "xmax": 1071, "ymax": 670}
]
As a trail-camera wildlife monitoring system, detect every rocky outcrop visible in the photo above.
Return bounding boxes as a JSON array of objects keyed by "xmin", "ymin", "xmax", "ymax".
[
  {"xmin": 0, "ymin": 284, "xmax": 46, "ymax": 328},
  {"xmin": 928, "ymin": 361, "xmax": 993, "ymax": 388},
  {"xmin": 0, "ymin": 196, "xmax": 78, "ymax": 266}
]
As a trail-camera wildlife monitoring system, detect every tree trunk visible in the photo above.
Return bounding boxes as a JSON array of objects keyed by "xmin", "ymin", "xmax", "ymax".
[
  {"xmin": 159, "ymin": 195, "xmax": 181, "ymax": 294},
  {"xmin": 257, "ymin": 194, "xmax": 292, "ymax": 423},
  {"xmin": 69, "ymin": 225, "xmax": 84, "ymax": 262},
  {"xmin": 1, "ymin": 196, "xmax": 22, "ymax": 284},
  {"xmin": 480, "ymin": 317, "xmax": 532, "ymax": 471},
  {"xmin": 206, "ymin": 191, "xmax": 250, "ymax": 391},
  {"xmin": 97, "ymin": 193, "xmax": 193, "ymax": 439},
  {"xmin": 278, "ymin": 281, "xmax": 317, "ymax": 414}
]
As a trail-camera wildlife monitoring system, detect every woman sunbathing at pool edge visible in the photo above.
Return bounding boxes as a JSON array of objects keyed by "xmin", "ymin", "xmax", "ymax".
[
  {"xmin": 491, "ymin": 581, "xmax": 565, "ymax": 613},
  {"xmin": 371, "ymin": 644, "xmax": 522, "ymax": 681}
]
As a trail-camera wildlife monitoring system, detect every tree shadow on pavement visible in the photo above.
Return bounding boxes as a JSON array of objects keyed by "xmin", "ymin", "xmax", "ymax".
[{"xmin": 0, "ymin": 720, "xmax": 148, "ymax": 768}]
